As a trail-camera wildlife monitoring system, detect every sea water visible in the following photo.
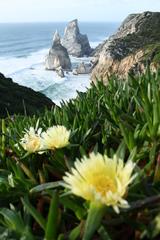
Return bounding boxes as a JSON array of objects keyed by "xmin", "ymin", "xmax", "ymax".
[{"xmin": 0, "ymin": 22, "xmax": 119, "ymax": 105}]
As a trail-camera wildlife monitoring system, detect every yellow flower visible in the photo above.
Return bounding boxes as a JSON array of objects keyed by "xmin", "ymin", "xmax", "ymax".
[
  {"xmin": 41, "ymin": 125, "xmax": 70, "ymax": 150},
  {"xmin": 63, "ymin": 152, "xmax": 136, "ymax": 213},
  {"xmin": 20, "ymin": 127, "xmax": 42, "ymax": 153},
  {"xmin": 155, "ymin": 214, "xmax": 160, "ymax": 230}
]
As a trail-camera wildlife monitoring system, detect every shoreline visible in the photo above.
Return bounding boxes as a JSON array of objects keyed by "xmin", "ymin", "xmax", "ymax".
[
  {"xmin": 6, "ymin": 53, "xmax": 92, "ymax": 105},
  {"xmin": 0, "ymin": 21, "xmax": 119, "ymax": 105}
]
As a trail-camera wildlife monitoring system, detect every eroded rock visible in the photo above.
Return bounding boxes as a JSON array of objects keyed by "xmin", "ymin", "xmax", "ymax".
[
  {"xmin": 62, "ymin": 19, "xmax": 92, "ymax": 57},
  {"xmin": 91, "ymin": 11, "xmax": 160, "ymax": 83},
  {"xmin": 73, "ymin": 62, "xmax": 92, "ymax": 75},
  {"xmin": 56, "ymin": 66, "xmax": 65, "ymax": 78},
  {"xmin": 45, "ymin": 31, "xmax": 71, "ymax": 70}
]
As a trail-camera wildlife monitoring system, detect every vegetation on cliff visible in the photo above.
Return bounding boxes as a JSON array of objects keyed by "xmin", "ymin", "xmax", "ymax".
[
  {"xmin": 1, "ymin": 70, "xmax": 160, "ymax": 239},
  {"xmin": 91, "ymin": 11, "xmax": 160, "ymax": 82},
  {"xmin": 0, "ymin": 73, "xmax": 53, "ymax": 117}
]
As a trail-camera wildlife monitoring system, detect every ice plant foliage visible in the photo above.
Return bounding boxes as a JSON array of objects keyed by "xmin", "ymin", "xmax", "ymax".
[
  {"xmin": 20, "ymin": 127, "xmax": 42, "ymax": 153},
  {"xmin": 41, "ymin": 125, "xmax": 70, "ymax": 150},
  {"xmin": 63, "ymin": 152, "xmax": 136, "ymax": 213}
]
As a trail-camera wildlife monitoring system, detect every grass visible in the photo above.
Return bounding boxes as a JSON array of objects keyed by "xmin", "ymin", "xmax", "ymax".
[{"xmin": 1, "ymin": 70, "xmax": 160, "ymax": 239}]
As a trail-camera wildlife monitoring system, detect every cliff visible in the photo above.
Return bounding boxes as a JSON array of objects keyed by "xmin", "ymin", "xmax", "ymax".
[
  {"xmin": 0, "ymin": 73, "xmax": 54, "ymax": 117},
  {"xmin": 91, "ymin": 11, "xmax": 160, "ymax": 83}
]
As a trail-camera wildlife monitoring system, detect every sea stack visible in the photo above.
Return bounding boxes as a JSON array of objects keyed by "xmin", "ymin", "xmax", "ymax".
[
  {"xmin": 45, "ymin": 30, "xmax": 71, "ymax": 70},
  {"xmin": 61, "ymin": 19, "xmax": 92, "ymax": 57}
]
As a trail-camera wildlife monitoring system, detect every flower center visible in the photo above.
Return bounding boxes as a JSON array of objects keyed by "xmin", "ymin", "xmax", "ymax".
[
  {"xmin": 91, "ymin": 175, "xmax": 116, "ymax": 196},
  {"xmin": 28, "ymin": 137, "xmax": 40, "ymax": 151}
]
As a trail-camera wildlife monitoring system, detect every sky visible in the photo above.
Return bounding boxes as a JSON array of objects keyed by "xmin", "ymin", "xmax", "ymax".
[{"xmin": 0, "ymin": 0, "xmax": 160, "ymax": 23}]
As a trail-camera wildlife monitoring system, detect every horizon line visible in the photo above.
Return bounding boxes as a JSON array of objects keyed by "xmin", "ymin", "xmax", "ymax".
[{"xmin": 0, "ymin": 20, "xmax": 121, "ymax": 24}]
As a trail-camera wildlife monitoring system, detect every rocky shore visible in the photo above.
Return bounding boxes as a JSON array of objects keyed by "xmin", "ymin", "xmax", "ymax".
[
  {"xmin": 45, "ymin": 12, "xmax": 160, "ymax": 82},
  {"xmin": 91, "ymin": 11, "xmax": 160, "ymax": 83},
  {"xmin": 45, "ymin": 19, "xmax": 92, "ymax": 78},
  {"xmin": 2, "ymin": 11, "xmax": 160, "ymax": 116}
]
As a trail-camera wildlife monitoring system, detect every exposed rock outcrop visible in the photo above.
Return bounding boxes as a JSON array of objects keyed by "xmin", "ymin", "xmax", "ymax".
[
  {"xmin": 72, "ymin": 69, "xmax": 78, "ymax": 75},
  {"xmin": 61, "ymin": 19, "xmax": 92, "ymax": 57},
  {"xmin": 0, "ymin": 73, "xmax": 53, "ymax": 117},
  {"xmin": 56, "ymin": 66, "xmax": 65, "ymax": 78},
  {"xmin": 91, "ymin": 11, "xmax": 160, "ymax": 83},
  {"xmin": 45, "ymin": 31, "xmax": 71, "ymax": 70},
  {"xmin": 73, "ymin": 62, "xmax": 92, "ymax": 75}
]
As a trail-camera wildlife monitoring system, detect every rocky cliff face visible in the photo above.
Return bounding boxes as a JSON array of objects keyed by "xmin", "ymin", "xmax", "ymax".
[
  {"xmin": 45, "ymin": 31, "xmax": 71, "ymax": 70},
  {"xmin": 61, "ymin": 19, "xmax": 92, "ymax": 57},
  {"xmin": 0, "ymin": 73, "xmax": 53, "ymax": 117},
  {"xmin": 91, "ymin": 11, "xmax": 160, "ymax": 83}
]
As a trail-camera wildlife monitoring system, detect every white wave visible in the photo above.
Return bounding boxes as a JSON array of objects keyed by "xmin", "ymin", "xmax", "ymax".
[
  {"xmin": 10, "ymin": 63, "xmax": 66, "ymax": 92},
  {"xmin": 0, "ymin": 48, "xmax": 48, "ymax": 75},
  {"xmin": 0, "ymin": 45, "xmax": 93, "ymax": 77},
  {"xmin": 0, "ymin": 39, "xmax": 102, "ymax": 76},
  {"xmin": 0, "ymin": 46, "xmax": 92, "ymax": 105},
  {"xmin": 42, "ymin": 72, "xmax": 91, "ymax": 106},
  {"xmin": 10, "ymin": 63, "xmax": 90, "ymax": 105}
]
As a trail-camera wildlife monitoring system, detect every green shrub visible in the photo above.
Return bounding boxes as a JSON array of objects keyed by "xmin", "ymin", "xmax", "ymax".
[{"xmin": 1, "ymin": 70, "xmax": 160, "ymax": 239}]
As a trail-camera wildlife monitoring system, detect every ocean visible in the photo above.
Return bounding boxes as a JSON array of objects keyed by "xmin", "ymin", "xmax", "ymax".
[{"xmin": 0, "ymin": 22, "xmax": 119, "ymax": 105}]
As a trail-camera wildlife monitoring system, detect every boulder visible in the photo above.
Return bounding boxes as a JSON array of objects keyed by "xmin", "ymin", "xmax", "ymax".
[
  {"xmin": 56, "ymin": 66, "xmax": 65, "ymax": 78},
  {"xmin": 72, "ymin": 69, "xmax": 78, "ymax": 75},
  {"xmin": 91, "ymin": 11, "xmax": 160, "ymax": 83},
  {"xmin": 73, "ymin": 62, "xmax": 92, "ymax": 75},
  {"xmin": 45, "ymin": 31, "xmax": 71, "ymax": 70},
  {"xmin": 61, "ymin": 19, "xmax": 92, "ymax": 57}
]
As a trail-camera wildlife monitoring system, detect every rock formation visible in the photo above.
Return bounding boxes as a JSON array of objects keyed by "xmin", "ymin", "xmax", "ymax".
[
  {"xmin": 61, "ymin": 19, "xmax": 92, "ymax": 57},
  {"xmin": 45, "ymin": 31, "xmax": 71, "ymax": 70},
  {"xmin": 91, "ymin": 11, "xmax": 160, "ymax": 83},
  {"xmin": 0, "ymin": 73, "xmax": 53, "ymax": 117},
  {"xmin": 56, "ymin": 66, "xmax": 65, "ymax": 78},
  {"xmin": 73, "ymin": 62, "xmax": 92, "ymax": 75}
]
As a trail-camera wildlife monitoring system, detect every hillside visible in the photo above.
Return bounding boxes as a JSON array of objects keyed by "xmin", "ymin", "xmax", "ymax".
[
  {"xmin": 1, "ymin": 11, "xmax": 160, "ymax": 240},
  {"xmin": 0, "ymin": 71, "xmax": 160, "ymax": 239},
  {"xmin": 0, "ymin": 73, "xmax": 54, "ymax": 117}
]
